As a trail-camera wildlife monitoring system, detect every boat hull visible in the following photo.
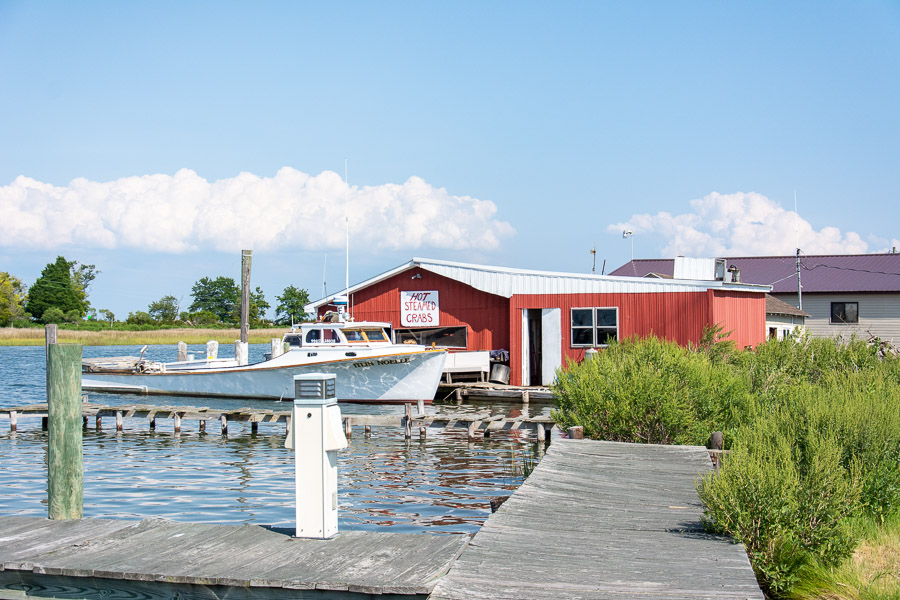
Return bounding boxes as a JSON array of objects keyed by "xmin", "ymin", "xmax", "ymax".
[{"xmin": 82, "ymin": 350, "xmax": 446, "ymax": 403}]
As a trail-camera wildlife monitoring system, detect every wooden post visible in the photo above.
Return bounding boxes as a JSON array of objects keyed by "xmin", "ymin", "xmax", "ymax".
[
  {"xmin": 709, "ymin": 431, "xmax": 724, "ymax": 451},
  {"xmin": 174, "ymin": 413, "xmax": 181, "ymax": 433},
  {"xmin": 271, "ymin": 338, "xmax": 284, "ymax": 359},
  {"xmin": 115, "ymin": 411, "xmax": 123, "ymax": 432},
  {"xmin": 419, "ymin": 426, "xmax": 427, "ymax": 439},
  {"xmin": 199, "ymin": 420, "xmax": 206, "ymax": 432},
  {"xmin": 206, "ymin": 340, "xmax": 218, "ymax": 360},
  {"xmin": 240, "ymin": 249, "xmax": 252, "ymax": 346},
  {"xmin": 251, "ymin": 421, "xmax": 258, "ymax": 434},
  {"xmin": 404, "ymin": 403, "xmax": 412, "ymax": 439},
  {"xmin": 416, "ymin": 398, "xmax": 425, "ymax": 416},
  {"xmin": 9, "ymin": 410, "xmax": 16, "ymax": 432},
  {"xmin": 220, "ymin": 414, "xmax": 228, "ymax": 435},
  {"xmin": 47, "ymin": 341, "xmax": 83, "ymax": 520},
  {"xmin": 454, "ymin": 388, "xmax": 463, "ymax": 404},
  {"xmin": 235, "ymin": 341, "xmax": 248, "ymax": 367},
  {"xmin": 567, "ymin": 426, "xmax": 584, "ymax": 440},
  {"xmin": 521, "ymin": 390, "xmax": 530, "ymax": 404},
  {"xmin": 149, "ymin": 417, "xmax": 156, "ymax": 430},
  {"xmin": 536, "ymin": 422, "xmax": 546, "ymax": 443},
  {"xmin": 467, "ymin": 420, "xmax": 478, "ymax": 441},
  {"xmin": 95, "ymin": 416, "xmax": 102, "ymax": 429},
  {"xmin": 344, "ymin": 417, "xmax": 352, "ymax": 439},
  {"xmin": 364, "ymin": 425, "xmax": 371, "ymax": 436},
  {"xmin": 177, "ymin": 341, "xmax": 188, "ymax": 362}
]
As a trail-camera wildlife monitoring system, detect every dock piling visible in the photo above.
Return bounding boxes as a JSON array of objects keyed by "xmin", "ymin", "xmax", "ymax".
[
  {"xmin": 46, "ymin": 331, "xmax": 83, "ymax": 520},
  {"xmin": 9, "ymin": 410, "xmax": 15, "ymax": 432}
]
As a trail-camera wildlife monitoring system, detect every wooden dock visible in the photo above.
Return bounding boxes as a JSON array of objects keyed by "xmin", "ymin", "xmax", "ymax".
[
  {"xmin": 429, "ymin": 439, "xmax": 763, "ymax": 600},
  {"xmin": 0, "ymin": 516, "xmax": 468, "ymax": 599},
  {"xmin": 0, "ymin": 439, "xmax": 762, "ymax": 599},
  {"xmin": 0, "ymin": 402, "xmax": 558, "ymax": 442}
]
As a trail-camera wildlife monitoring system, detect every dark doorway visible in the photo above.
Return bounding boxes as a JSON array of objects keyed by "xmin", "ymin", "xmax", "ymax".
[{"xmin": 526, "ymin": 309, "xmax": 542, "ymax": 386}]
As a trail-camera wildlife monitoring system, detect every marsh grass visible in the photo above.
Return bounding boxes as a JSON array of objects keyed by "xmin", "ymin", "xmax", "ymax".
[
  {"xmin": 0, "ymin": 327, "xmax": 288, "ymax": 346},
  {"xmin": 792, "ymin": 515, "xmax": 900, "ymax": 600}
]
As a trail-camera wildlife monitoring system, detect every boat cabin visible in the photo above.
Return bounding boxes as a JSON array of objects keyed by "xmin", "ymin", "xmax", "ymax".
[{"xmin": 283, "ymin": 322, "xmax": 394, "ymax": 349}]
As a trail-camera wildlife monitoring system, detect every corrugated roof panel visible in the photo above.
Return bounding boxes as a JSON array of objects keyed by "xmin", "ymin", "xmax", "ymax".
[{"xmin": 306, "ymin": 256, "xmax": 769, "ymax": 310}]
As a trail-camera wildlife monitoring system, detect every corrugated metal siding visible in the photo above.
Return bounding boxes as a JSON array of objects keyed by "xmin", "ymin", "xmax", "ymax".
[
  {"xmin": 508, "ymin": 291, "xmax": 717, "ymax": 386},
  {"xmin": 711, "ymin": 290, "xmax": 767, "ymax": 348},
  {"xmin": 347, "ymin": 268, "xmax": 510, "ymax": 352},
  {"xmin": 773, "ymin": 292, "xmax": 900, "ymax": 342}
]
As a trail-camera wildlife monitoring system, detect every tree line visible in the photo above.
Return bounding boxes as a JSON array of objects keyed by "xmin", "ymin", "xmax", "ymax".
[{"xmin": 0, "ymin": 256, "xmax": 311, "ymax": 328}]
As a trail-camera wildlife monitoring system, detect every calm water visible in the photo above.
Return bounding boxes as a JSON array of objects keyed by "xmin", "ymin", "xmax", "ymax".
[{"xmin": 0, "ymin": 344, "xmax": 551, "ymax": 533}]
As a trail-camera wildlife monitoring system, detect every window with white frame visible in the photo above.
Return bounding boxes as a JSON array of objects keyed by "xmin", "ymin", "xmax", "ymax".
[{"xmin": 571, "ymin": 307, "xmax": 618, "ymax": 347}]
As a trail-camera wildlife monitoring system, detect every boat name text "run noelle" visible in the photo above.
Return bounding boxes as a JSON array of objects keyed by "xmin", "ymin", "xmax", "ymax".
[{"xmin": 352, "ymin": 356, "xmax": 412, "ymax": 368}]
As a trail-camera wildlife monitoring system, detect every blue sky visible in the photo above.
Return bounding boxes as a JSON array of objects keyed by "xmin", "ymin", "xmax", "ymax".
[{"xmin": 1, "ymin": 1, "xmax": 898, "ymax": 319}]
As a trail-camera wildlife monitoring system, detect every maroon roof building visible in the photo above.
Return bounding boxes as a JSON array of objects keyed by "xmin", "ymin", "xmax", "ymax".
[{"xmin": 611, "ymin": 253, "xmax": 900, "ymax": 343}]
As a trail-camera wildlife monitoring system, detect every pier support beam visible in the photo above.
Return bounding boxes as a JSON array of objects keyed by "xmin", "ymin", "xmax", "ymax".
[
  {"xmin": 9, "ymin": 410, "xmax": 16, "ymax": 432},
  {"xmin": 46, "ymin": 335, "xmax": 83, "ymax": 520},
  {"xmin": 177, "ymin": 341, "xmax": 187, "ymax": 362},
  {"xmin": 220, "ymin": 414, "xmax": 228, "ymax": 436}
]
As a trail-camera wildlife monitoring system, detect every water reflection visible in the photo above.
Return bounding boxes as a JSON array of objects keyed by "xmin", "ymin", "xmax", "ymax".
[{"xmin": 0, "ymin": 344, "xmax": 554, "ymax": 533}]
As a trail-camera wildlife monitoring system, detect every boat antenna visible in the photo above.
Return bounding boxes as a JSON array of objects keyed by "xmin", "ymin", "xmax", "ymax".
[
  {"xmin": 590, "ymin": 242, "xmax": 596, "ymax": 274},
  {"xmin": 344, "ymin": 158, "xmax": 350, "ymax": 296}
]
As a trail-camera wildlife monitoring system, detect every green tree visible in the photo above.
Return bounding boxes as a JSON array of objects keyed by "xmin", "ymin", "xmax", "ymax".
[
  {"xmin": 99, "ymin": 309, "xmax": 115, "ymax": 326},
  {"xmin": 0, "ymin": 272, "xmax": 27, "ymax": 326},
  {"xmin": 148, "ymin": 295, "xmax": 180, "ymax": 323},
  {"xmin": 25, "ymin": 256, "xmax": 84, "ymax": 321},
  {"xmin": 274, "ymin": 285, "xmax": 311, "ymax": 325},
  {"xmin": 126, "ymin": 311, "xmax": 154, "ymax": 325},
  {"xmin": 69, "ymin": 262, "xmax": 98, "ymax": 314},
  {"xmin": 189, "ymin": 276, "xmax": 239, "ymax": 323},
  {"xmin": 248, "ymin": 286, "xmax": 270, "ymax": 325},
  {"xmin": 41, "ymin": 307, "xmax": 66, "ymax": 324}
]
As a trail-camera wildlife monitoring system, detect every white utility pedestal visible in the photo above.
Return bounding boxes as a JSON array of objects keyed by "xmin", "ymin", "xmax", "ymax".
[{"xmin": 287, "ymin": 373, "xmax": 347, "ymax": 539}]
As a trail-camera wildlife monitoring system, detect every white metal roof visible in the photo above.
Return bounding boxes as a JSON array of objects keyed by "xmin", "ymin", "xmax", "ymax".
[{"xmin": 305, "ymin": 257, "xmax": 771, "ymax": 311}]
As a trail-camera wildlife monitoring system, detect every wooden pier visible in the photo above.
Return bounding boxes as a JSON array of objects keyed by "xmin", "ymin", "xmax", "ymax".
[
  {"xmin": 0, "ymin": 516, "xmax": 467, "ymax": 599},
  {"xmin": 430, "ymin": 439, "xmax": 763, "ymax": 600},
  {"xmin": 0, "ymin": 402, "xmax": 558, "ymax": 442},
  {"xmin": 0, "ymin": 439, "xmax": 762, "ymax": 599}
]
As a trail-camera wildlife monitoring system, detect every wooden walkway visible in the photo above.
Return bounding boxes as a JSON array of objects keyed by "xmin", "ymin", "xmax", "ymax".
[
  {"xmin": 0, "ymin": 516, "xmax": 467, "ymax": 599},
  {"xmin": 429, "ymin": 439, "xmax": 763, "ymax": 600},
  {"xmin": 0, "ymin": 402, "xmax": 558, "ymax": 441}
]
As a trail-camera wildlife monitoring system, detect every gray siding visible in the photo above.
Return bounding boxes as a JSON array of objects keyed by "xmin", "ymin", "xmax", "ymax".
[{"xmin": 772, "ymin": 293, "xmax": 900, "ymax": 343}]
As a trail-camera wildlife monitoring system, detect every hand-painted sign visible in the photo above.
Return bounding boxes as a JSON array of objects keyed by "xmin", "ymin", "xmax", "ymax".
[{"xmin": 401, "ymin": 290, "xmax": 439, "ymax": 326}]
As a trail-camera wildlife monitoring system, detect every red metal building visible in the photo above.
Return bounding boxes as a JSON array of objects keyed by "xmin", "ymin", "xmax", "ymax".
[{"xmin": 307, "ymin": 258, "xmax": 768, "ymax": 387}]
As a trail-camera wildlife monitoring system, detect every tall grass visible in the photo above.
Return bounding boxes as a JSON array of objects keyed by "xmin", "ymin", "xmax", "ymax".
[{"xmin": 0, "ymin": 327, "xmax": 288, "ymax": 346}]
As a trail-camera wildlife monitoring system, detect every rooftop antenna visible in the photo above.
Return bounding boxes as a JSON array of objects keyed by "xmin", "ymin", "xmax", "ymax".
[
  {"xmin": 345, "ymin": 159, "xmax": 350, "ymax": 296},
  {"xmin": 623, "ymin": 229, "xmax": 634, "ymax": 262},
  {"xmin": 590, "ymin": 243, "xmax": 597, "ymax": 273},
  {"xmin": 794, "ymin": 191, "xmax": 803, "ymax": 311}
]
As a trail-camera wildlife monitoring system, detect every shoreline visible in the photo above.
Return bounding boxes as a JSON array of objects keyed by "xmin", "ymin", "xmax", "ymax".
[{"xmin": 0, "ymin": 327, "xmax": 288, "ymax": 346}]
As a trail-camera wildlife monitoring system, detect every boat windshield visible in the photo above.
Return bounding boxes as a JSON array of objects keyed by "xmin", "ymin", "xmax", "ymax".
[
  {"xmin": 344, "ymin": 328, "xmax": 389, "ymax": 343},
  {"xmin": 362, "ymin": 329, "xmax": 388, "ymax": 342},
  {"xmin": 305, "ymin": 328, "xmax": 343, "ymax": 344}
]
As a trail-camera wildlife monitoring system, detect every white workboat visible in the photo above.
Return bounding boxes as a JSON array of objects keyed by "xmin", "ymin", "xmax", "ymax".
[{"xmin": 82, "ymin": 321, "xmax": 447, "ymax": 403}]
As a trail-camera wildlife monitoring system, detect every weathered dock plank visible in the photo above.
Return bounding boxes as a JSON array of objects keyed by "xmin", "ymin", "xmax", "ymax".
[
  {"xmin": 0, "ymin": 517, "xmax": 468, "ymax": 599},
  {"xmin": 428, "ymin": 439, "xmax": 763, "ymax": 600}
]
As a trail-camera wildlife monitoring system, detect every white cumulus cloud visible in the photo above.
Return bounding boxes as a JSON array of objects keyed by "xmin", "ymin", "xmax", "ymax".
[
  {"xmin": 609, "ymin": 191, "xmax": 870, "ymax": 256},
  {"xmin": 0, "ymin": 168, "xmax": 515, "ymax": 253}
]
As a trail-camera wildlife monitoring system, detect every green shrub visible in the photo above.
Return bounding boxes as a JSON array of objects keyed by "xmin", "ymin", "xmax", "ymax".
[{"xmin": 551, "ymin": 336, "xmax": 750, "ymax": 445}]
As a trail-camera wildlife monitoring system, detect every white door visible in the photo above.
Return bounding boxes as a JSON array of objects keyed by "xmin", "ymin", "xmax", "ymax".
[
  {"xmin": 541, "ymin": 308, "xmax": 561, "ymax": 385},
  {"xmin": 521, "ymin": 310, "xmax": 531, "ymax": 386}
]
